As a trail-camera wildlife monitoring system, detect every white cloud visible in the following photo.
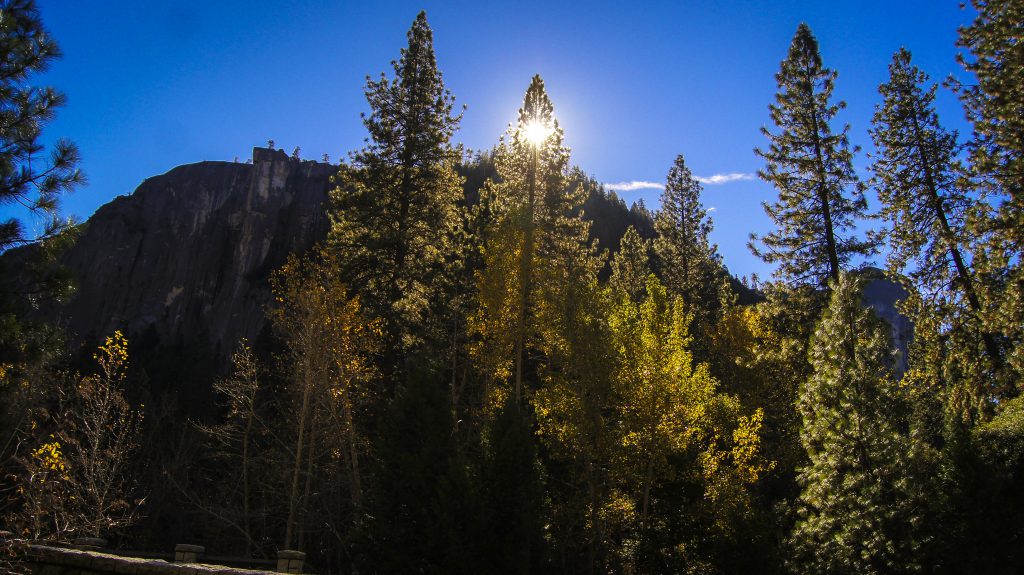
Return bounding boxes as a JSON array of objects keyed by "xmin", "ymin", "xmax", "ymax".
[
  {"xmin": 603, "ymin": 180, "xmax": 665, "ymax": 192},
  {"xmin": 605, "ymin": 172, "xmax": 755, "ymax": 192},
  {"xmin": 695, "ymin": 172, "xmax": 755, "ymax": 185}
]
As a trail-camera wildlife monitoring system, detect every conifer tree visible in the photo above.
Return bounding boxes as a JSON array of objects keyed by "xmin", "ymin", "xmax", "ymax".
[
  {"xmin": 752, "ymin": 23, "xmax": 875, "ymax": 288},
  {"xmin": 872, "ymin": 49, "xmax": 975, "ymax": 303},
  {"xmin": 789, "ymin": 272, "xmax": 928, "ymax": 574},
  {"xmin": 329, "ymin": 11, "xmax": 463, "ymax": 384},
  {"xmin": 0, "ymin": 0, "xmax": 83, "ymax": 253},
  {"xmin": 609, "ymin": 225, "xmax": 651, "ymax": 303},
  {"xmin": 471, "ymin": 75, "xmax": 596, "ymax": 405},
  {"xmin": 360, "ymin": 370, "xmax": 483, "ymax": 575},
  {"xmin": 956, "ymin": 0, "xmax": 1024, "ymax": 202},
  {"xmin": 955, "ymin": 0, "xmax": 1024, "ymax": 380},
  {"xmin": 653, "ymin": 154, "xmax": 725, "ymax": 331},
  {"xmin": 871, "ymin": 48, "xmax": 1006, "ymax": 421}
]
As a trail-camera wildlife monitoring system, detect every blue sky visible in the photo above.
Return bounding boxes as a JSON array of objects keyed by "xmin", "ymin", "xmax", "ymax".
[{"xmin": 18, "ymin": 0, "xmax": 975, "ymax": 279}]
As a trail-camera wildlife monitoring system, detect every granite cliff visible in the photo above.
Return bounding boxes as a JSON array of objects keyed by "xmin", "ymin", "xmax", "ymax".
[{"xmin": 47, "ymin": 147, "xmax": 334, "ymax": 359}]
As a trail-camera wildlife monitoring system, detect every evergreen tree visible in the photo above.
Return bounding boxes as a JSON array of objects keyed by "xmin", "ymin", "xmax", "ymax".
[
  {"xmin": 871, "ymin": 47, "xmax": 1006, "ymax": 422},
  {"xmin": 0, "ymin": 0, "xmax": 83, "ymax": 253},
  {"xmin": 789, "ymin": 272, "xmax": 928, "ymax": 574},
  {"xmin": 956, "ymin": 0, "xmax": 1024, "ymax": 202},
  {"xmin": 653, "ymin": 154, "xmax": 725, "ymax": 332},
  {"xmin": 751, "ymin": 23, "xmax": 875, "ymax": 288},
  {"xmin": 329, "ymin": 11, "xmax": 463, "ymax": 385},
  {"xmin": 609, "ymin": 225, "xmax": 650, "ymax": 303},
  {"xmin": 479, "ymin": 399, "xmax": 547, "ymax": 575},
  {"xmin": 470, "ymin": 75, "xmax": 596, "ymax": 405},
  {"xmin": 955, "ymin": 0, "xmax": 1024, "ymax": 380},
  {"xmin": 359, "ymin": 370, "xmax": 483, "ymax": 575}
]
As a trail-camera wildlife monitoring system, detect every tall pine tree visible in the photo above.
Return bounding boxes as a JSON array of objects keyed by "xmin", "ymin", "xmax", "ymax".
[
  {"xmin": 752, "ymin": 23, "xmax": 875, "ymax": 289},
  {"xmin": 470, "ymin": 75, "xmax": 596, "ymax": 405},
  {"xmin": 329, "ymin": 11, "xmax": 463, "ymax": 385},
  {"xmin": 955, "ymin": 0, "xmax": 1024, "ymax": 381},
  {"xmin": 870, "ymin": 47, "xmax": 1006, "ymax": 421}
]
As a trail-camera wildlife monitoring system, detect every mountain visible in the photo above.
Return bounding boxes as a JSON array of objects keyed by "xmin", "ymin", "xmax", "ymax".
[{"xmin": 44, "ymin": 147, "xmax": 334, "ymax": 359}]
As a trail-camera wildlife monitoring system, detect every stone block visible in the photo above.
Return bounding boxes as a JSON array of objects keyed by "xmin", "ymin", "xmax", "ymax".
[
  {"xmin": 275, "ymin": 550, "xmax": 304, "ymax": 574},
  {"xmin": 173, "ymin": 545, "xmax": 204, "ymax": 564}
]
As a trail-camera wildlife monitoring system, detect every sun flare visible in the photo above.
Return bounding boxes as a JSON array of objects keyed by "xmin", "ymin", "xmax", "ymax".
[{"xmin": 523, "ymin": 119, "xmax": 553, "ymax": 147}]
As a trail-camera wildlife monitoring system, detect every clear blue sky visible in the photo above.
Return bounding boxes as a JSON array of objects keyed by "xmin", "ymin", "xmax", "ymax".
[{"xmin": 18, "ymin": 0, "xmax": 975, "ymax": 279}]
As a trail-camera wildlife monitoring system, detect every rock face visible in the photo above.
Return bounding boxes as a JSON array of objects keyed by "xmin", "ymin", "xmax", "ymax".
[
  {"xmin": 862, "ymin": 273, "xmax": 913, "ymax": 377},
  {"xmin": 48, "ymin": 147, "xmax": 335, "ymax": 358}
]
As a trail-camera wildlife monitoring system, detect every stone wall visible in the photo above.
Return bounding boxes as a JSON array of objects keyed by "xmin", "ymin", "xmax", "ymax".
[
  {"xmin": 24, "ymin": 545, "xmax": 274, "ymax": 575},
  {"xmin": 19, "ymin": 544, "xmax": 305, "ymax": 575}
]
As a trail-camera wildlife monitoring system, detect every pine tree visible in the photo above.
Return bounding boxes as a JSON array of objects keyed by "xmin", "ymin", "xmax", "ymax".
[
  {"xmin": 789, "ymin": 272, "xmax": 928, "ymax": 574},
  {"xmin": 751, "ymin": 23, "xmax": 875, "ymax": 289},
  {"xmin": 470, "ymin": 75, "xmax": 597, "ymax": 405},
  {"xmin": 609, "ymin": 225, "xmax": 651, "ymax": 303},
  {"xmin": 329, "ymin": 11, "xmax": 463, "ymax": 384},
  {"xmin": 359, "ymin": 369, "xmax": 483, "ymax": 575},
  {"xmin": 871, "ymin": 47, "xmax": 1007, "ymax": 422},
  {"xmin": 956, "ymin": 0, "xmax": 1024, "ymax": 202},
  {"xmin": 0, "ymin": 0, "xmax": 83, "ymax": 253},
  {"xmin": 653, "ymin": 154, "xmax": 725, "ymax": 331},
  {"xmin": 955, "ymin": 0, "xmax": 1024, "ymax": 380}
]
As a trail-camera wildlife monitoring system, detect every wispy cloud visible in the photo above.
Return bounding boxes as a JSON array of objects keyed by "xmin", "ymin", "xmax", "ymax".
[
  {"xmin": 696, "ymin": 172, "xmax": 755, "ymax": 185},
  {"xmin": 603, "ymin": 180, "xmax": 665, "ymax": 192},
  {"xmin": 605, "ymin": 172, "xmax": 755, "ymax": 192}
]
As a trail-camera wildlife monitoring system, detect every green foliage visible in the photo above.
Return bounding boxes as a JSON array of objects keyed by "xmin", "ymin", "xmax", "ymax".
[
  {"xmin": 956, "ymin": 0, "xmax": 1024, "ymax": 201},
  {"xmin": 871, "ymin": 47, "xmax": 1008, "ymax": 424},
  {"xmin": 0, "ymin": 0, "xmax": 83, "ymax": 253},
  {"xmin": 609, "ymin": 225, "xmax": 651, "ymax": 303},
  {"xmin": 789, "ymin": 272, "xmax": 929, "ymax": 574},
  {"xmin": 471, "ymin": 75, "xmax": 598, "ymax": 406},
  {"xmin": 955, "ymin": 0, "xmax": 1024, "ymax": 382},
  {"xmin": 752, "ymin": 23, "xmax": 875, "ymax": 288},
  {"xmin": 329, "ymin": 11, "xmax": 464, "ymax": 382},
  {"xmin": 653, "ymin": 155, "xmax": 726, "ymax": 336},
  {"xmin": 358, "ymin": 370, "xmax": 483, "ymax": 575},
  {"xmin": 872, "ymin": 48, "xmax": 976, "ymax": 307}
]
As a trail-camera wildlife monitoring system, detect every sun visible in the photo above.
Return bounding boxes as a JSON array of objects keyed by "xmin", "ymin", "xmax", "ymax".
[{"xmin": 523, "ymin": 119, "xmax": 553, "ymax": 147}]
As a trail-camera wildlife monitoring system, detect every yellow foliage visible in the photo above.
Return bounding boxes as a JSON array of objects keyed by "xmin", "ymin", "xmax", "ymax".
[
  {"xmin": 731, "ymin": 408, "xmax": 774, "ymax": 484},
  {"xmin": 31, "ymin": 437, "xmax": 67, "ymax": 474}
]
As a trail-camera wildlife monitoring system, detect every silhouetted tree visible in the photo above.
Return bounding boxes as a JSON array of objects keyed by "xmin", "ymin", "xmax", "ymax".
[
  {"xmin": 330, "ymin": 11, "xmax": 464, "ymax": 389},
  {"xmin": 0, "ymin": 0, "xmax": 83, "ymax": 253},
  {"xmin": 654, "ymin": 154, "xmax": 726, "ymax": 336},
  {"xmin": 752, "ymin": 23, "xmax": 875, "ymax": 288}
]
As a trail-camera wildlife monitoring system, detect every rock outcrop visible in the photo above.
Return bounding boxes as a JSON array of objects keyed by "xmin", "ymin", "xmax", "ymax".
[
  {"xmin": 47, "ymin": 147, "xmax": 335, "ymax": 358},
  {"xmin": 862, "ymin": 271, "xmax": 913, "ymax": 377}
]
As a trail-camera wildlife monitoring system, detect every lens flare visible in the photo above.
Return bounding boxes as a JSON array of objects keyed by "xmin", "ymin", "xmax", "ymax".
[{"xmin": 523, "ymin": 119, "xmax": 552, "ymax": 147}]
